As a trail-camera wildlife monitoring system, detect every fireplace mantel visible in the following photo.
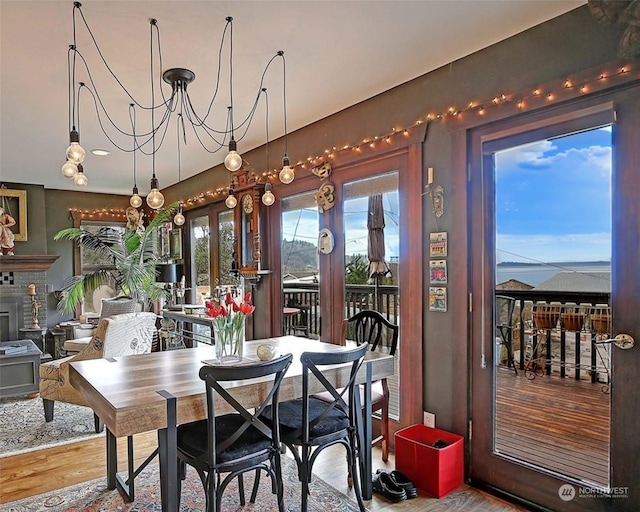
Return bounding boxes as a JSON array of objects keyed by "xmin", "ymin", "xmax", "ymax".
[{"xmin": 0, "ymin": 255, "xmax": 60, "ymax": 272}]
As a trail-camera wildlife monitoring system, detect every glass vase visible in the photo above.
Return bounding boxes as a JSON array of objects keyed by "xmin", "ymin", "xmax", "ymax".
[{"xmin": 213, "ymin": 316, "xmax": 245, "ymax": 363}]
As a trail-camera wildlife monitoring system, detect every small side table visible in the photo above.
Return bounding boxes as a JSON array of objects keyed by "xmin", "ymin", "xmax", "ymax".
[
  {"xmin": 0, "ymin": 339, "xmax": 42, "ymax": 398},
  {"xmin": 19, "ymin": 327, "xmax": 50, "ymax": 361}
]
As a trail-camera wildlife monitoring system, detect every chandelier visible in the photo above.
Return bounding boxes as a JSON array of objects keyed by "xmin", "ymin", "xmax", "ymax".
[{"xmin": 61, "ymin": 2, "xmax": 292, "ymax": 209}]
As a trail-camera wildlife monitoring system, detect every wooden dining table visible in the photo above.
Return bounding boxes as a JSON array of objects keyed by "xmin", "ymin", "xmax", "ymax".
[{"xmin": 69, "ymin": 335, "xmax": 394, "ymax": 511}]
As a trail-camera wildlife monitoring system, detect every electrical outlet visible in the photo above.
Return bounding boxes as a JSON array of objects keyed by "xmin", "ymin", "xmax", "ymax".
[{"xmin": 423, "ymin": 411, "xmax": 435, "ymax": 428}]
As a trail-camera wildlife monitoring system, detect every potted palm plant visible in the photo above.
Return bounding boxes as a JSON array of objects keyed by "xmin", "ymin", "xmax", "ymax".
[{"xmin": 54, "ymin": 204, "xmax": 178, "ymax": 315}]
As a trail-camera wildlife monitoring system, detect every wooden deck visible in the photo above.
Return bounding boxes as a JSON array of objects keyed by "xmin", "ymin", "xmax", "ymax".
[{"xmin": 495, "ymin": 367, "xmax": 610, "ymax": 488}]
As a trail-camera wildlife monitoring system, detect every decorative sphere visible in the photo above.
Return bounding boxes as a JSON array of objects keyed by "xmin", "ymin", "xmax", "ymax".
[{"xmin": 257, "ymin": 343, "xmax": 276, "ymax": 361}]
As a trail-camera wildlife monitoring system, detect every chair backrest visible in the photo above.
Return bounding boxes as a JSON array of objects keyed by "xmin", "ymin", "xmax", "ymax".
[
  {"xmin": 75, "ymin": 312, "xmax": 157, "ymax": 360},
  {"xmin": 496, "ymin": 295, "xmax": 516, "ymax": 330},
  {"xmin": 100, "ymin": 295, "xmax": 141, "ymax": 319},
  {"xmin": 301, "ymin": 343, "xmax": 369, "ymax": 441},
  {"xmin": 198, "ymin": 353, "xmax": 293, "ymax": 463},
  {"xmin": 345, "ymin": 310, "xmax": 398, "ymax": 357}
]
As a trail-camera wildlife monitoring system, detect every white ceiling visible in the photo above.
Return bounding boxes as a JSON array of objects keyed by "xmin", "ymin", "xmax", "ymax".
[{"xmin": 0, "ymin": 0, "xmax": 584, "ymax": 196}]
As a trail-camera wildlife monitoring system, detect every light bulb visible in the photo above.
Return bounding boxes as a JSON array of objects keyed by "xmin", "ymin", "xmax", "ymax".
[
  {"xmin": 279, "ymin": 156, "xmax": 294, "ymax": 184},
  {"xmin": 130, "ymin": 194, "xmax": 143, "ymax": 208},
  {"xmin": 262, "ymin": 183, "xmax": 275, "ymax": 206},
  {"xmin": 147, "ymin": 176, "xmax": 165, "ymax": 209},
  {"xmin": 174, "ymin": 211, "xmax": 185, "ymax": 226},
  {"xmin": 74, "ymin": 169, "xmax": 88, "ymax": 187},
  {"xmin": 225, "ymin": 192, "xmax": 237, "ymax": 209},
  {"xmin": 147, "ymin": 188, "xmax": 165, "ymax": 209},
  {"xmin": 224, "ymin": 139, "xmax": 242, "ymax": 172},
  {"xmin": 61, "ymin": 161, "xmax": 78, "ymax": 178},
  {"xmin": 130, "ymin": 185, "xmax": 143, "ymax": 208},
  {"xmin": 66, "ymin": 142, "xmax": 86, "ymax": 164}
]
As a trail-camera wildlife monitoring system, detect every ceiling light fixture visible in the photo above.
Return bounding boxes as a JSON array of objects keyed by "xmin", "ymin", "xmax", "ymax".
[
  {"xmin": 262, "ymin": 182, "xmax": 275, "ymax": 206},
  {"xmin": 261, "ymin": 87, "xmax": 275, "ymax": 207},
  {"xmin": 91, "ymin": 149, "xmax": 110, "ymax": 156},
  {"xmin": 63, "ymin": 3, "xmax": 289, "ymax": 195},
  {"xmin": 277, "ymin": 51, "xmax": 294, "ymax": 185},
  {"xmin": 173, "ymin": 114, "xmax": 185, "ymax": 226},
  {"xmin": 147, "ymin": 20, "xmax": 164, "ymax": 210},
  {"xmin": 74, "ymin": 163, "xmax": 88, "ymax": 187},
  {"xmin": 128, "ymin": 104, "xmax": 143, "ymax": 208},
  {"xmin": 225, "ymin": 189, "xmax": 237, "ymax": 209}
]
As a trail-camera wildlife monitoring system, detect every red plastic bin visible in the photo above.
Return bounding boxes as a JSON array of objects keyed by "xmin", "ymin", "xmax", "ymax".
[{"xmin": 394, "ymin": 424, "xmax": 464, "ymax": 498}]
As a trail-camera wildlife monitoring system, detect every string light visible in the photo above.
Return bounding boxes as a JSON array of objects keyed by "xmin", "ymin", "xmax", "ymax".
[{"xmin": 162, "ymin": 64, "xmax": 635, "ymax": 208}]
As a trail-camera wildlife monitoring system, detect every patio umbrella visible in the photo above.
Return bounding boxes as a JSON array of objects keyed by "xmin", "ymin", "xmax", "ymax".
[{"xmin": 367, "ymin": 194, "xmax": 391, "ymax": 309}]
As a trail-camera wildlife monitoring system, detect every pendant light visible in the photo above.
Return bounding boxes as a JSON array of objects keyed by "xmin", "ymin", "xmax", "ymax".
[
  {"xmin": 62, "ymin": 160, "xmax": 78, "ymax": 179},
  {"xmin": 277, "ymin": 51, "xmax": 294, "ymax": 185},
  {"xmin": 129, "ymin": 104, "xmax": 143, "ymax": 208},
  {"xmin": 74, "ymin": 163, "xmax": 88, "ymax": 187},
  {"xmin": 63, "ymin": 8, "xmax": 85, "ymax": 176},
  {"xmin": 147, "ymin": 25, "xmax": 164, "ymax": 210},
  {"xmin": 173, "ymin": 114, "xmax": 185, "ymax": 226},
  {"xmin": 223, "ymin": 19, "xmax": 242, "ymax": 172},
  {"xmin": 260, "ymin": 87, "xmax": 275, "ymax": 206},
  {"xmin": 262, "ymin": 182, "xmax": 275, "ymax": 206},
  {"xmin": 225, "ymin": 189, "xmax": 237, "ymax": 209}
]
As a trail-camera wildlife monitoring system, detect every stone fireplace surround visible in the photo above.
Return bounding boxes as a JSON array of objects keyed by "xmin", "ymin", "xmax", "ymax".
[{"xmin": 0, "ymin": 255, "xmax": 59, "ymax": 342}]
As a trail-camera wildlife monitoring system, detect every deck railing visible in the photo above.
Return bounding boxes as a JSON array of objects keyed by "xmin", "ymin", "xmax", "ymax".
[
  {"xmin": 282, "ymin": 283, "xmax": 399, "ymax": 337},
  {"xmin": 495, "ymin": 289, "xmax": 611, "ymax": 385}
]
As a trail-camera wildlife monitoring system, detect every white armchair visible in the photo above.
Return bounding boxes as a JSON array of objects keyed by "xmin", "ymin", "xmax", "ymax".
[
  {"xmin": 63, "ymin": 296, "xmax": 141, "ymax": 354},
  {"xmin": 40, "ymin": 312, "xmax": 157, "ymax": 432}
]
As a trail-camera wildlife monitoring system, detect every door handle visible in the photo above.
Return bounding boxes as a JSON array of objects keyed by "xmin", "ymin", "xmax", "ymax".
[{"xmin": 594, "ymin": 333, "xmax": 635, "ymax": 350}]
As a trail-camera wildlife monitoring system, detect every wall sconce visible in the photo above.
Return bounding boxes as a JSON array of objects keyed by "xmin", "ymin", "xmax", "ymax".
[{"xmin": 425, "ymin": 167, "xmax": 444, "ymax": 219}]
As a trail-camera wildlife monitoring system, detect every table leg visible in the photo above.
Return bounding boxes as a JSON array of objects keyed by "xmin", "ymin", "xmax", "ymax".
[
  {"xmin": 157, "ymin": 389, "xmax": 179, "ymax": 512},
  {"xmin": 106, "ymin": 429, "xmax": 117, "ymax": 489},
  {"xmin": 355, "ymin": 361, "xmax": 373, "ymax": 500}
]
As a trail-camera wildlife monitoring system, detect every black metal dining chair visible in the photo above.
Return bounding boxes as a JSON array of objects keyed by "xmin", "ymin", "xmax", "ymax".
[
  {"xmin": 261, "ymin": 343, "xmax": 369, "ymax": 512},
  {"xmin": 316, "ymin": 309, "xmax": 398, "ymax": 462},
  {"xmin": 176, "ymin": 353, "xmax": 293, "ymax": 512}
]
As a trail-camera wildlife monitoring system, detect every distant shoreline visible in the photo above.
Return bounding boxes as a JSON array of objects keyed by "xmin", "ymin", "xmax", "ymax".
[{"xmin": 497, "ymin": 261, "xmax": 610, "ymax": 287}]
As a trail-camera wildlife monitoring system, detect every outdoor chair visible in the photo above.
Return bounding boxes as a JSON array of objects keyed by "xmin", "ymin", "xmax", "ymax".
[
  {"xmin": 496, "ymin": 295, "xmax": 518, "ymax": 374},
  {"xmin": 316, "ymin": 309, "xmax": 399, "ymax": 462},
  {"xmin": 63, "ymin": 295, "xmax": 141, "ymax": 354},
  {"xmin": 261, "ymin": 343, "xmax": 369, "ymax": 512},
  {"xmin": 39, "ymin": 312, "xmax": 156, "ymax": 432},
  {"xmin": 176, "ymin": 353, "xmax": 293, "ymax": 512}
]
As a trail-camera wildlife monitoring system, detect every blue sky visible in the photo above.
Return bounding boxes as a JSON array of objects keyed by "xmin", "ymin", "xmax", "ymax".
[{"xmin": 495, "ymin": 126, "xmax": 612, "ymax": 264}]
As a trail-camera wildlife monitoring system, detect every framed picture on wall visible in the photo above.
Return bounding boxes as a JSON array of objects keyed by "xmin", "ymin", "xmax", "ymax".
[
  {"xmin": 0, "ymin": 187, "xmax": 27, "ymax": 241},
  {"xmin": 429, "ymin": 259, "xmax": 447, "ymax": 284},
  {"xmin": 429, "ymin": 286, "xmax": 447, "ymax": 312},
  {"xmin": 170, "ymin": 228, "xmax": 182, "ymax": 260},
  {"xmin": 429, "ymin": 231, "xmax": 447, "ymax": 257}
]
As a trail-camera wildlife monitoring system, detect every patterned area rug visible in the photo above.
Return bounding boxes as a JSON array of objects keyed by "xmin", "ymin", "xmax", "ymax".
[
  {"xmin": 3, "ymin": 455, "xmax": 366, "ymax": 511},
  {"xmin": 0, "ymin": 396, "xmax": 104, "ymax": 458}
]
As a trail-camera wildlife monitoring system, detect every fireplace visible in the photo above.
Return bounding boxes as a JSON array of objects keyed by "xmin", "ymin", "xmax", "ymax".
[
  {"xmin": 0, "ymin": 255, "xmax": 60, "ymax": 343},
  {"xmin": 0, "ymin": 297, "xmax": 23, "ymax": 341}
]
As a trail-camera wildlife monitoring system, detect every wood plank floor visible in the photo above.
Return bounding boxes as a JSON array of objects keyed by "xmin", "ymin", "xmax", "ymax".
[
  {"xmin": 0, "ymin": 432, "xmax": 530, "ymax": 511},
  {"xmin": 495, "ymin": 367, "xmax": 610, "ymax": 487}
]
